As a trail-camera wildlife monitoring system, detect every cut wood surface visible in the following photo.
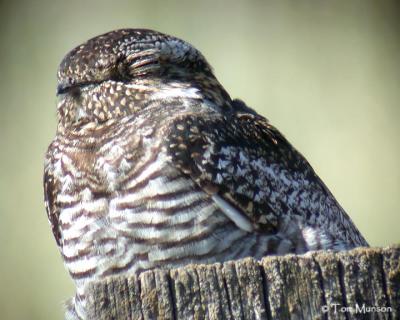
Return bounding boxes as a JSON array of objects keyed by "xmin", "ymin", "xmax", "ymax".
[{"xmin": 84, "ymin": 246, "xmax": 399, "ymax": 319}]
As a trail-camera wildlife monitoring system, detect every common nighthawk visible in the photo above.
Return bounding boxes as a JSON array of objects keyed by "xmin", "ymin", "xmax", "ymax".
[{"xmin": 44, "ymin": 29, "xmax": 368, "ymax": 319}]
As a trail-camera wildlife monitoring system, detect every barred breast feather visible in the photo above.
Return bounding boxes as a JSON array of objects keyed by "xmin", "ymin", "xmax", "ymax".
[{"xmin": 44, "ymin": 104, "xmax": 287, "ymax": 318}]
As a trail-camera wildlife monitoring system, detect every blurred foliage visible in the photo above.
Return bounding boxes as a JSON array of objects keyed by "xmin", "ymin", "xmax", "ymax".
[{"xmin": 0, "ymin": 0, "xmax": 399, "ymax": 319}]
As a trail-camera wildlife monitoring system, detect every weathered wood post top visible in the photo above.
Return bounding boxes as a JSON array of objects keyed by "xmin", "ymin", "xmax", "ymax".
[{"xmin": 84, "ymin": 246, "xmax": 399, "ymax": 319}]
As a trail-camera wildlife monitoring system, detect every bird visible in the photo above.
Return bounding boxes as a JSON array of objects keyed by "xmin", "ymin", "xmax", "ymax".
[{"xmin": 44, "ymin": 28, "xmax": 368, "ymax": 319}]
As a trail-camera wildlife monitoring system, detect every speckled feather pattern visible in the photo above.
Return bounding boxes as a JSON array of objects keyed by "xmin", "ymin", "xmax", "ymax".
[{"xmin": 44, "ymin": 29, "xmax": 368, "ymax": 319}]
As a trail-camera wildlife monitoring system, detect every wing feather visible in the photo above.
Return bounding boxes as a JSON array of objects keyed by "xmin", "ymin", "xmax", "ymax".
[
  {"xmin": 164, "ymin": 100, "xmax": 330, "ymax": 234},
  {"xmin": 44, "ymin": 154, "xmax": 62, "ymax": 247}
]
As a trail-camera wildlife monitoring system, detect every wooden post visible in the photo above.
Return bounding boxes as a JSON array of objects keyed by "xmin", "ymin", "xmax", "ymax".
[{"xmin": 84, "ymin": 246, "xmax": 399, "ymax": 319}]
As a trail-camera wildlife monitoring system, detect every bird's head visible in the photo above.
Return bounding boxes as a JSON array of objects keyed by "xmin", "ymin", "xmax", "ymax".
[{"xmin": 56, "ymin": 29, "xmax": 230, "ymax": 129}]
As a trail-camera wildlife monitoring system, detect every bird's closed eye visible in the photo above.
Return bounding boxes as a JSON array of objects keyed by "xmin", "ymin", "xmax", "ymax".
[{"xmin": 57, "ymin": 83, "xmax": 82, "ymax": 98}]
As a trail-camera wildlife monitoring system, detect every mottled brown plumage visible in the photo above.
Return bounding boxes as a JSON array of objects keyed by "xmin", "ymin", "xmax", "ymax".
[{"xmin": 44, "ymin": 29, "xmax": 368, "ymax": 319}]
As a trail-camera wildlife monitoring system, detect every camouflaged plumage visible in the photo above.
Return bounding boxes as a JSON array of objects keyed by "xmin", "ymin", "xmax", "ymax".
[{"xmin": 44, "ymin": 29, "xmax": 368, "ymax": 319}]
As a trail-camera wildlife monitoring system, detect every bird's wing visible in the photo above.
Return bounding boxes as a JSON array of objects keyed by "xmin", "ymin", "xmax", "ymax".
[
  {"xmin": 163, "ymin": 100, "xmax": 328, "ymax": 233},
  {"xmin": 44, "ymin": 154, "xmax": 62, "ymax": 248}
]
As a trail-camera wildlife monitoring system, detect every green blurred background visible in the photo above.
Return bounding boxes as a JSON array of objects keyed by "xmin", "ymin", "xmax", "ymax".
[{"xmin": 1, "ymin": 0, "xmax": 399, "ymax": 319}]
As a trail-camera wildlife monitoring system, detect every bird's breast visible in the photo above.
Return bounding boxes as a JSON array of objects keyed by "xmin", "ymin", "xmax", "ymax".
[{"xmin": 57, "ymin": 142, "xmax": 279, "ymax": 290}]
